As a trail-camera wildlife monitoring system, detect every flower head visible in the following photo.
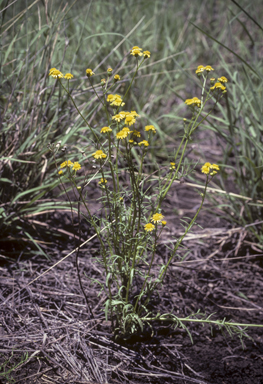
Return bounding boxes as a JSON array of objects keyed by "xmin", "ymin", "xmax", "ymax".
[
  {"xmin": 185, "ymin": 97, "xmax": 201, "ymax": 108},
  {"xmin": 58, "ymin": 170, "xmax": 63, "ymax": 175},
  {"xmin": 50, "ymin": 69, "xmax": 64, "ymax": 78},
  {"xmin": 125, "ymin": 114, "xmax": 136, "ymax": 126},
  {"xmin": 210, "ymin": 82, "xmax": 226, "ymax": 91},
  {"xmin": 72, "ymin": 162, "xmax": 81, "ymax": 171},
  {"xmin": 151, "ymin": 213, "xmax": 164, "ymax": 223},
  {"xmin": 132, "ymin": 130, "xmax": 141, "ymax": 138},
  {"xmin": 196, "ymin": 65, "xmax": 205, "ymax": 74},
  {"xmin": 217, "ymin": 76, "xmax": 228, "ymax": 83},
  {"xmin": 122, "ymin": 127, "xmax": 131, "ymax": 133},
  {"xmin": 138, "ymin": 140, "xmax": 149, "ymax": 147},
  {"xmin": 107, "ymin": 67, "xmax": 113, "ymax": 75},
  {"xmin": 101, "ymin": 126, "xmax": 112, "ymax": 133},
  {"xmin": 107, "ymin": 94, "xmax": 115, "ymax": 102},
  {"xmin": 86, "ymin": 68, "xmax": 95, "ymax": 77},
  {"xmin": 60, "ymin": 160, "xmax": 73, "ymax": 168},
  {"xmin": 144, "ymin": 223, "xmax": 155, "ymax": 232},
  {"xmin": 92, "ymin": 150, "xmax": 107, "ymax": 159},
  {"xmin": 130, "ymin": 46, "xmax": 143, "ymax": 57},
  {"xmin": 114, "ymin": 74, "xmax": 120, "ymax": 82},
  {"xmin": 108, "ymin": 94, "xmax": 125, "ymax": 107},
  {"xmin": 143, "ymin": 50, "xmax": 151, "ymax": 58},
  {"xmin": 99, "ymin": 178, "xmax": 107, "ymax": 184},
  {"xmin": 112, "ymin": 113, "xmax": 126, "ymax": 122},
  {"xmin": 145, "ymin": 125, "xmax": 156, "ymax": 133},
  {"xmin": 161, "ymin": 221, "xmax": 167, "ymax": 226},
  {"xmin": 201, "ymin": 162, "xmax": 220, "ymax": 175},
  {"xmin": 64, "ymin": 73, "xmax": 73, "ymax": 79},
  {"xmin": 196, "ymin": 65, "xmax": 214, "ymax": 74},
  {"xmin": 116, "ymin": 129, "xmax": 129, "ymax": 139},
  {"xmin": 170, "ymin": 162, "xmax": 176, "ymax": 170},
  {"xmin": 49, "ymin": 68, "xmax": 57, "ymax": 75},
  {"xmin": 130, "ymin": 110, "xmax": 140, "ymax": 117}
]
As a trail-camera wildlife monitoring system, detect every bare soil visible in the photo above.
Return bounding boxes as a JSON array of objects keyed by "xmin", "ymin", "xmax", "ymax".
[{"xmin": 1, "ymin": 180, "xmax": 263, "ymax": 384}]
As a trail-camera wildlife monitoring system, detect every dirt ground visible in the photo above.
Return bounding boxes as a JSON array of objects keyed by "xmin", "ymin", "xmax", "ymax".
[{"xmin": 1, "ymin": 178, "xmax": 263, "ymax": 384}]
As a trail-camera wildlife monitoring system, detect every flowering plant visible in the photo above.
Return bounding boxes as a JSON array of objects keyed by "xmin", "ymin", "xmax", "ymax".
[{"xmin": 48, "ymin": 49, "xmax": 251, "ymax": 342}]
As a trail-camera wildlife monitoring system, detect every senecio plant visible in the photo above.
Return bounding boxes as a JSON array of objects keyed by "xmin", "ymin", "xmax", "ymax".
[{"xmin": 48, "ymin": 48, "xmax": 249, "ymax": 342}]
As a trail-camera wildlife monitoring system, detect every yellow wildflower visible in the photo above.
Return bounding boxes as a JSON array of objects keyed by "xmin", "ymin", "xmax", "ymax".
[
  {"xmin": 161, "ymin": 221, "xmax": 167, "ymax": 226},
  {"xmin": 49, "ymin": 68, "xmax": 57, "ymax": 75},
  {"xmin": 116, "ymin": 130, "xmax": 129, "ymax": 139},
  {"xmin": 130, "ymin": 110, "xmax": 140, "ymax": 117},
  {"xmin": 107, "ymin": 94, "xmax": 115, "ymax": 102},
  {"xmin": 201, "ymin": 162, "xmax": 220, "ymax": 175},
  {"xmin": 170, "ymin": 162, "xmax": 176, "ymax": 170},
  {"xmin": 86, "ymin": 68, "xmax": 95, "ymax": 77},
  {"xmin": 72, "ymin": 162, "xmax": 81, "ymax": 171},
  {"xmin": 122, "ymin": 127, "xmax": 131, "ymax": 133},
  {"xmin": 101, "ymin": 126, "xmax": 112, "ymax": 133},
  {"xmin": 99, "ymin": 178, "xmax": 107, "ymax": 184},
  {"xmin": 125, "ymin": 114, "xmax": 136, "ymax": 126},
  {"xmin": 196, "ymin": 65, "xmax": 205, "ymax": 74},
  {"xmin": 107, "ymin": 67, "xmax": 113, "ymax": 75},
  {"xmin": 145, "ymin": 125, "xmax": 156, "ymax": 133},
  {"xmin": 132, "ymin": 130, "xmax": 141, "ymax": 137},
  {"xmin": 112, "ymin": 113, "xmax": 125, "ymax": 122},
  {"xmin": 185, "ymin": 97, "xmax": 201, "ymax": 108},
  {"xmin": 58, "ymin": 170, "xmax": 63, "ymax": 175},
  {"xmin": 50, "ymin": 69, "xmax": 64, "ymax": 79},
  {"xmin": 92, "ymin": 150, "xmax": 107, "ymax": 159},
  {"xmin": 114, "ymin": 74, "xmax": 120, "ymax": 81},
  {"xmin": 210, "ymin": 82, "xmax": 226, "ymax": 91},
  {"xmin": 109, "ymin": 94, "xmax": 125, "ymax": 107},
  {"xmin": 205, "ymin": 65, "xmax": 214, "ymax": 72},
  {"xmin": 218, "ymin": 76, "xmax": 228, "ymax": 83},
  {"xmin": 60, "ymin": 160, "xmax": 73, "ymax": 168},
  {"xmin": 138, "ymin": 140, "xmax": 149, "ymax": 147},
  {"xmin": 151, "ymin": 213, "xmax": 164, "ymax": 223},
  {"xmin": 143, "ymin": 50, "xmax": 151, "ymax": 58},
  {"xmin": 64, "ymin": 73, "xmax": 73, "ymax": 79},
  {"xmin": 144, "ymin": 223, "xmax": 155, "ymax": 232},
  {"xmin": 130, "ymin": 46, "xmax": 143, "ymax": 57}
]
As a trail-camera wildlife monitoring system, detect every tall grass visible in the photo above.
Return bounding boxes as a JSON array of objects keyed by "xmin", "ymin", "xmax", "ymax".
[{"xmin": 1, "ymin": 0, "xmax": 262, "ymax": 259}]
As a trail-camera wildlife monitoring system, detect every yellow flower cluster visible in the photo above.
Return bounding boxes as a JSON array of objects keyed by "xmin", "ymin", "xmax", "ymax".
[
  {"xmin": 201, "ymin": 162, "xmax": 220, "ymax": 176},
  {"xmin": 107, "ymin": 94, "xmax": 125, "ymax": 107},
  {"xmin": 130, "ymin": 46, "xmax": 150, "ymax": 58},
  {"xmin": 145, "ymin": 125, "xmax": 156, "ymax": 133},
  {"xmin": 112, "ymin": 110, "xmax": 139, "ymax": 124},
  {"xmin": 144, "ymin": 213, "xmax": 166, "ymax": 232},
  {"xmin": 49, "ymin": 68, "xmax": 74, "ymax": 79},
  {"xmin": 185, "ymin": 97, "xmax": 201, "ymax": 108},
  {"xmin": 138, "ymin": 140, "xmax": 149, "ymax": 147},
  {"xmin": 196, "ymin": 65, "xmax": 214, "ymax": 74},
  {"xmin": 59, "ymin": 160, "xmax": 81, "ymax": 174},
  {"xmin": 99, "ymin": 178, "xmax": 107, "ymax": 184}
]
